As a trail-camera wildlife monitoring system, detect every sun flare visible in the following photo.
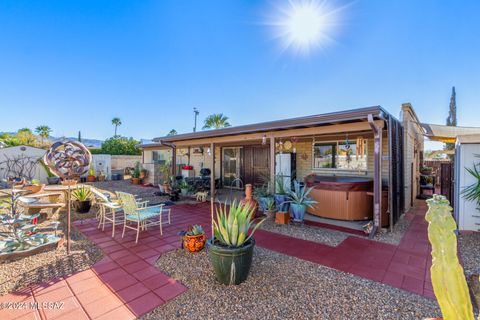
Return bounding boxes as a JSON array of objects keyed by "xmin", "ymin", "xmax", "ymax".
[{"xmin": 268, "ymin": 0, "xmax": 346, "ymax": 56}]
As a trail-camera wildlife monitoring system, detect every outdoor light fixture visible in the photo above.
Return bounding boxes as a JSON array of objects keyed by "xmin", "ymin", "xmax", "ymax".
[
  {"xmin": 207, "ymin": 147, "xmax": 211, "ymax": 156},
  {"xmin": 262, "ymin": 134, "xmax": 267, "ymax": 145}
]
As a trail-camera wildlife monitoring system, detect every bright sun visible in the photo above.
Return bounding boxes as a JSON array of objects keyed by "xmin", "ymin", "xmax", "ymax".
[{"xmin": 269, "ymin": 0, "xmax": 345, "ymax": 56}]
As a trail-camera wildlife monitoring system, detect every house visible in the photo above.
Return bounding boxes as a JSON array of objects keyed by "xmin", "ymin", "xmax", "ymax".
[{"xmin": 141, "ymin": 105, "xmax": 424, "ymax": 236}]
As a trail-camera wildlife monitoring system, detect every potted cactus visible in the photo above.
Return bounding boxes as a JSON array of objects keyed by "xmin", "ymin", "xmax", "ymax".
[
  {"xmin": 182, "ymin": 225, "xmax": 206, "ymax": 253},
  {"xmin": 286, "ymin": 180, "xmax": 317, "ymax": 222},
  {"xmin": 179, "ymin": 180, "xmax": 189, "ymax": 196},
  {"xmin": 208, "ymin": 201, "xmax": 265, "ymax": 285},
  {"xmin": 72, "ymin": 186, "xmax": 93, "ymax": 214}
]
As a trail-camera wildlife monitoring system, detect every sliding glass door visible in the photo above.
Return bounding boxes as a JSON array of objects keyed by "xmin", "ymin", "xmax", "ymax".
[{"xmin": 222, "ymin": 147, "xmax": 243, "ymax": 188}]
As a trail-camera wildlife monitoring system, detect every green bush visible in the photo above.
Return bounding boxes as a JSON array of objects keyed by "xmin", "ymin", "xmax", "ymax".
[{"xmin": 98, "ymin": 136, "xmax": 141, "ymax": 155}]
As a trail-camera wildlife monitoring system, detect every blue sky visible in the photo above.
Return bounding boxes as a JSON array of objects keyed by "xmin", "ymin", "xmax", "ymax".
[{"xmin": 1, "ymin": 0, "xmax": 479, "ymax": 147}]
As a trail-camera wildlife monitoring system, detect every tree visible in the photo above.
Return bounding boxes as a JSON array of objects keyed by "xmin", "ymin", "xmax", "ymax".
[
  {"xmin": 35, "ymin": 125, "xmax": 52, "ymax": 145},
  {"xmin": 445, "ymin": 86, "xmax": 457, "ymax": 151},
  {"xmin": 111, "ymin": 117, "xmax": 122, "ymax": 136},
  {"xmin": 16, "ymin": 128, "xmax": 37, "ymax": 146},
  {"xmin": 78, "ymin": 131, "xmax": 82, "ymax": 143},
  {"xmin": 99, "ymin": 136, "xmax": 141, "ymax": 155},
  {"xmin": 202, "ymin": 113, "xmax": 231, "ymax": 130},
  {"xmin": 167, "ymin": 129, "xmax": 177, "ymax": 136}
]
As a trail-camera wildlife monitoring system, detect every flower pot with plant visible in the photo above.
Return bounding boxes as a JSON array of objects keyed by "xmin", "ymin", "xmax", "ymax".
[
  {"xmin": 420, "ymin": 166, "xmax": 433, "ymax": 175},
  {"xmin": 208, "ymin": 201, "xmax": 265, "ymax": 285},
  {"xmin": 72, "ymin": 186, "xmax": 93, "ymax": 214},
  {"xmin": 160, "ymin": 164, "xmax": 172, "ymax": 193},
  {"xmin": 275, "ymin": 211, "xmax": 290, "ymax": 224},
  {"xmin": 39, "ymin": 159, "xmax": 60, "ymax": 185},
  {"xmin": 131, "ymin": 162, "xmax": 141, "ymax": 185},
  {"xmin": 264, "ymin": 197, "xmax": 276, "ymax": 219},
  {"xmin": 274, "ymin": 176, "xmax": 290, "ymax": 212},
  {"xmin": 179, "ymin": 180, "xmax": 189, "ymax": 196},
  {"xmin": 254, "ymin": 183, "xmax": 271, "ymax": 211},
  {"xmin": 87, "ymin": 166, "xmax": 96, "ymax": 182},
  {"xmin": 286, "ymin": 180, "xmax": 317, "ymax": 223},
  {"xmin": 23, "ymin": 179, "xmax": 44, "ymax": 194},
  {"xmin": 183, "ymin": 225, "xmax": 206, "ymax": 252},
  {"xmin": 97, "ymin": 170, "xmax": 106, "ymax": 182}
]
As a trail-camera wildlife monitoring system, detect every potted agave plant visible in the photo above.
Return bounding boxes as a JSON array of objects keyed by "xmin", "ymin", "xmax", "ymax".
[
  {"xmin": 274, "ymin": 176, "xmax": 289, "ymax": 212},
  {"xmin": 264, "ymin": 197, "xmax": 276, "ymax": 219},
  {"xmin": 287, "ymin": 180, "xmax": 317, "ymax": 223},
  {"xmin": 208, "ymin": 201, "xmax": 265, "ymax": 285},
  {"xmin": 182, "ymin": 225, "xmax": 206, "ymax": 253},
  {"xmin": 160, "ymin": 164, "xmax": 172, "ymax": 193},
  {"xmin": 72, "ymin": 186, "xmax": 93, "ymax": 214},
  {"xmin": 179, "ymin": 180, "xmax": 189, "ymax": 196}
]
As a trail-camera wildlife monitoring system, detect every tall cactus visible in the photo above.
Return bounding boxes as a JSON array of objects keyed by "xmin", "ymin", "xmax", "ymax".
[{"xmin": 426, "ymin": 195, "xmax": 474, "ymax": 320}]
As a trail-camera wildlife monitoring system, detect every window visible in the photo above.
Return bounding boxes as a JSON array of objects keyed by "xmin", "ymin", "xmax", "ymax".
[
  {"xmin": 313, "ymin": 139, "xmax": 367, "ymax": 171},
  {"xmin": 152, "ymin": 150, "xmax": 171, "ymax": 165}
]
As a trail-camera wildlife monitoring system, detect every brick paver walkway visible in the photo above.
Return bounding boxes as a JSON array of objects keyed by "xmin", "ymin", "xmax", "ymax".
[{"xmin": 1, "ymin": 201, "xmax": 434, "ymax": 319}]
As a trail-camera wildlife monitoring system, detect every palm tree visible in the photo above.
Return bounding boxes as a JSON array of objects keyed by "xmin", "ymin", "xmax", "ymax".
[
  {"xmin": 35, "ymin": 125, "xmax": 52, "ymax": 144},
  {"xmin": 111, "ymin": 117, "xmax": 122, "ymax": 136},
  {"xmin": 202, "ymin": 113, "xmax": 231, "ymax": 130}
]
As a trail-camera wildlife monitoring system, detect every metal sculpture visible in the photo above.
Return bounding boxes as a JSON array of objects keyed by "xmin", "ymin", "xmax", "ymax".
[{"xmin": 44, "ymin": 140, "xmax": 91, "ymax": 254}]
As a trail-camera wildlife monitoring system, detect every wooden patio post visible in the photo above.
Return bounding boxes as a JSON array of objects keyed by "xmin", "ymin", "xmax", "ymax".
[
  {"xmin": 368, "ymin": 114, "xmax": 385, "ymax": 239},
  {"xmin": 171, "ymin": 146, "xmax": 176, "ymax": 176},
  {"xmin": 210, "ymin": 142, "xmax": 215, "ymax": 241},
  {"xmin": 270, "ymin": 136, "xmax": 275, "ymax": 193}
]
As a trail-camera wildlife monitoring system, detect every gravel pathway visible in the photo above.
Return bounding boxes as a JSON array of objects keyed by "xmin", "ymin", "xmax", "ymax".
[
  {"xmin": 459, "ymin": 232, "xmax": 480, "ymax": 276},
  {"xmin": 146, "ymin": 247, "xmax": 440, "ymax": 320},
  {"xmin": 260, "ymin": 218, "xmax": 348, "ymax": 247},
  {"xmin": 372, "ymin": 214, "xmax": 411, "ymax": 245}
]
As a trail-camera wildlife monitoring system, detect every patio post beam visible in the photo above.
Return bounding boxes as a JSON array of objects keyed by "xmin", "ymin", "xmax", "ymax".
[
  {"xmin": 270, "ymin": 136, "xmax": 275, "ymax": 193},
  {"xmin": 368, "ymin": 114, "xmax": 385, "ymax": 239},
  {"xmin": 210, "ymin": 142, "xmax": 215, "ymax": 242},
  {"xmin": 171, "ymin": 146, "xmax": 176, "ymax": 176}
]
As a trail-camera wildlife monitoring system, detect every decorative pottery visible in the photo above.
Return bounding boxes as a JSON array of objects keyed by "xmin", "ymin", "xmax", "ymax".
[
  {"xmin": 181, "ymin": 188, "xmax": 189, "ymax": 196},
  {"xmin": 240, "ymin": 184, "xmax": 258, "ymax": 217},
  {"xmin": 87, "ymin": 175, "xmax": 96, "ymax": 182},
  {"xmin": 208, "ymin": 238, "xmax": 255, "ymax": 285},
  {"xmin": 132, "ymin": 177, "xmax": 140, "ymax": 185},
  {"xmin": 183, "ymin": 233, "xmax": 207, "ymax": 253},
  {"xmin": 275, "ymin": 211, "xmax": 290, "ymax": 224},
  {"xmin": 23, "ymin": 184, "xmax": 44, "ymax": 194},
  {"xmin": 290, "ymin": 203, "xmax": 306, "ymax": 222},
  {"xmin": 47, "ymin": 177, "xmax": 60, "ymax": 185}
]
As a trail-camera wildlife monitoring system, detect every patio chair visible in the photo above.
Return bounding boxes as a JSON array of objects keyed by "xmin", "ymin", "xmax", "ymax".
[
  {"xmin": 115, "ymin": 191, "xmax": 171, "ymax": 244},
  {"xmin": 91, "ymin": 188, "xmax": 149, "ymax": 237}
]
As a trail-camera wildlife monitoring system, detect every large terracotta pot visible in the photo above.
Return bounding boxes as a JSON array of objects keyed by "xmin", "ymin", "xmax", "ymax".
[
  {"xmin": 132, "ymin": 178, "xmax": 140, "ymax": 185},
  {"xmin": 240, "ymin": 184, "xmax": 258, "ymax": 217},
  {"xmin": 87, "ymin": 175, "xmax": 96, "ymax": 182},
  {"xmin": 275, "ymin": 211, "xmax": 290, "ymax": 224},
  {"xmin": 183, "ymin": 233, "xmax": 207, "ymax": 253}
]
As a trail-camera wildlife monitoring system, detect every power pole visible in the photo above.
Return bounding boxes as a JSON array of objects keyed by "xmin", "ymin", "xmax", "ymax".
[{"xmin": 193, "ymin": 107, "xmax": 199, "ymax": 132}]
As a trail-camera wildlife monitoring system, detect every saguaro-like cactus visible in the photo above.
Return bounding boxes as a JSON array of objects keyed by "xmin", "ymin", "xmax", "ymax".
[{"xmin": 426, "ymin": 195, "xmax": 474, "ymax": 320}]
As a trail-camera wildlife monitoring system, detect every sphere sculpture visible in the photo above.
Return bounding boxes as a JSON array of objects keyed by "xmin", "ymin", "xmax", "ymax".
[
  {"xmin": 44, "ymin": 140, "xmax": 92, "ymax": 180},
  {"xmin": 43, "ymin": 140, "xmax": 92, "ymax": 254}
]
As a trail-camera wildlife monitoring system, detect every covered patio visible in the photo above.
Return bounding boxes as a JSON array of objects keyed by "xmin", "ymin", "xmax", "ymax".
[{"xmin": 141, "ymin": 106, "xmax": 418, "ymax": 237}]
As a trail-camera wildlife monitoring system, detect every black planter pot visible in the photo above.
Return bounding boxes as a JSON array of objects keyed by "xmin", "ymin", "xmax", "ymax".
[
  {"xmin": 47, "ymin": 177, "xmax": 60, "ymax": 185},
  {"xmin": 74, "ymin": 200, "xmax": 92, "ymax": 214},
  {"xmin": 207, "ymin": 238, "xmax": 255, "ymax": 285}
]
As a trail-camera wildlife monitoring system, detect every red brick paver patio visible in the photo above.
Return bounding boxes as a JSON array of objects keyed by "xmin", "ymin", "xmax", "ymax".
[{"xmin": 1, "ymin": 201, "xmax": 434, "ymax": 319}]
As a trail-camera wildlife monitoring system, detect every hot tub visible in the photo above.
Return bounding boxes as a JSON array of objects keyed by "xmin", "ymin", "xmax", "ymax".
[{"xmin": 304, "ymin": 175, "xmax": 373, "ymax": 221}]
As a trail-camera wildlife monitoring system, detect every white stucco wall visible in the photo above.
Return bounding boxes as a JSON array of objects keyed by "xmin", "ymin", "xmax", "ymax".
[{"xmin": 0, "ymin": 146, "xmax": 48, "ymax": 183}]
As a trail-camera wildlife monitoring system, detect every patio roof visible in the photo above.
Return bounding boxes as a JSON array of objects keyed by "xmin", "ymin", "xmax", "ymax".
[
  {"xmin": 147, "ymin": 106, "xmax": 389, "ymax": 145},
  {"xmin": 421, "ymin": 123, "xmax": 480, "ymax": 143}
]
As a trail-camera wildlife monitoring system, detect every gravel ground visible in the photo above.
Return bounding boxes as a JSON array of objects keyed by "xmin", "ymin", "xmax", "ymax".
[
  {"xmin": 0, "ymin": 210, "xmax": 103, "ymax": 295},
  {"xmin": 146, "ymin": 247, "xmax": 440, "ymax": 320},
  {"xmin": 372, "ymin": 214, "xmax": 411, "ymax": 245},
  {"xmin": 459, "ymin": 232, "xmax": 480, "ymax": 276},
  {"xmin": 260, "ymin": 218, "xmax": 348, "ymax": 247},
  {"xmin": 259, "ymin": 213, "xmax": 411, "ymax": 248}
]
